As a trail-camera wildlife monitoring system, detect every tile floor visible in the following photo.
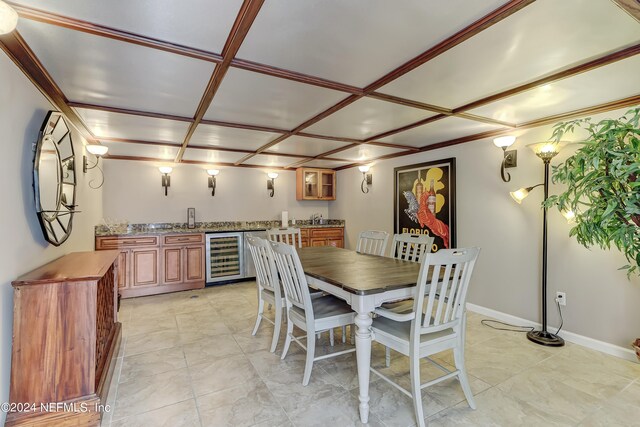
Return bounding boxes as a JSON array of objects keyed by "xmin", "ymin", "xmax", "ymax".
[{"xmin": 100, "ymin": 282, "xmax": 640, "ymax": 427}]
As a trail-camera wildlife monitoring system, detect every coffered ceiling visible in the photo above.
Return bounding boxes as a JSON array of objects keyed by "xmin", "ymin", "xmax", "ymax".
[{"xmin": 1, "ymin": 0, "xmax": 638, "ymax": 171}]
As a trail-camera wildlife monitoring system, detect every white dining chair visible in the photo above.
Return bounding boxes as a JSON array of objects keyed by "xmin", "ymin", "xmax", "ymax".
[
  {"xmin": 267, "ymin": 227, "xmax": 302, "ymax": 248},
  {"xmin": 269, "ymin": 240, "xmax": 356, "ymax": 385},
  {"xmin": 390, "ymin": 233, "xmax": 434, "ymax": 263},
  {"xmin": 246, "ymin": 235, "xmax": 284, "ymax": 353},
  {"xmin": 356, "ymin": 230, "xmax": 389, "ymax": 256},
  {"xmin": 371, "ymin": 247, "xmax": 481, "ymax": 427}
]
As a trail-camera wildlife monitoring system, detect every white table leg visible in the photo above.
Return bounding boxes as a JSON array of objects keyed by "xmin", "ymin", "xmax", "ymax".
[{"xmin": 354, "ymin": 311, "xmax": 373, "ymax": 424}]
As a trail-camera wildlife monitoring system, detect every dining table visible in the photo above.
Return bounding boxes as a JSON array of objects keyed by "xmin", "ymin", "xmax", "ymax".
[{"xmin": 297, "ymin": 245, "xmax": 422, "ymax": 424}]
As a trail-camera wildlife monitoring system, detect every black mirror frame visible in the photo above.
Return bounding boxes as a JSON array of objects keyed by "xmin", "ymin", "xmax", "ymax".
[{"xmin": 33, "ymin": 111, "xmax": 77, "ymax": 246}]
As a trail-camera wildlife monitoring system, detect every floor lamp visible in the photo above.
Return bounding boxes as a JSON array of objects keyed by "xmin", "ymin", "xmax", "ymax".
[{"xmin": 509, "ymin": 142, "xmax": 565, "ymax": 347}]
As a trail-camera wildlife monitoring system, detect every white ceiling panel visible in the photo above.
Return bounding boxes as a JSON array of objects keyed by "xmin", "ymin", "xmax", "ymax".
[
  {"xmin": 468, "ymin": 56, "xmax": 640, "ymax": 124},
  {"xmin": 237, "ymin": 0, "xmax": 505, "ymax": 87},
  {"xmin": 329, "ymin": 144, "xmax": 407, "ymax": 162},
  {"xmin": 189, "ymin": 124, "xmax": 280, "ymax": 151},
  {"xmin": 75, "ymin": 108, "xmax": 190, "ymax": 143},
  {"xmin": 19, "ymin": 20, "xmax": 215, "ymax": 116},
  {"xmin": 11, "ymin": 0, "xmax": 243, "ymax": 53},
  {"xmin": 265, "ymin": 136, "xmax": 351, "ymax": 157},
  {"xmin": 380, "ymin": 117, "xmax": 506, "ymax": 148},
  {"xmin": 203, "ymin": 68, "xmax": 346, "ymax": 129},
  {"xmin": 305, "ymin": 97, "xmax": 436, "ymax": 139},
  {"xmin": 181, "ymin": 148, "xmax": 247, "ymax": 164},
  {"xmin": 301, "ymin": 159, "xmax": 352, "ymax": 169},
  {"xmin": 379, "ymin": 0, "xmax": 640, "ymax": 109},
  {"xmin": 242, "ymin": 154, "xmax": 308, "ymax": 167},
  {"xmin": 102, "ymin": 141, "xmax": 179, "ymax": 160}
]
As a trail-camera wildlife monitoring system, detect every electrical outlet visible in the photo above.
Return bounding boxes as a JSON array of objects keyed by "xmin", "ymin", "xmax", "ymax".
[{"xmin": 556, "ymin": 291, "xmax": 566, "ymax": 306}]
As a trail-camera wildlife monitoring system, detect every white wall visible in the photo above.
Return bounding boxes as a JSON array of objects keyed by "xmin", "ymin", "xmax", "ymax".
[
  {"xmin": 0, "ymin": 54, "xmax": 103, "ymax": 424},
  {"xmin": 330, "ymin": 107, "xmax": 640, "ymax": 350},
  {"xmin": 102, "ymin": 160, "xmax": 330, "ymax": 223}
]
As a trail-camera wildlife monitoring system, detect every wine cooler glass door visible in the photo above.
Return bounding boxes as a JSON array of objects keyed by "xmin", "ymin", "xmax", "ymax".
[{"xmin": 206, "ymin": 232, "xmax": 244, "ymax": 283}]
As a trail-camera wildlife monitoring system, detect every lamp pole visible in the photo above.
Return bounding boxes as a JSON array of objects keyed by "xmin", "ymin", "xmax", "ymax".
[{"xmin": 526, "ymin": 156, "xmax": 564, "ymax": 347}]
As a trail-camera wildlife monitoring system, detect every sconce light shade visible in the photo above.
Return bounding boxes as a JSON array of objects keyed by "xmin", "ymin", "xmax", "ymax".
[
  {"xmin": 0, "ymin": 1, "xmax": 18, "ymax": 35},
  {"xmin": 267, "ymin": 172, "xmax": 278, "ymax": 197},
  {"xmin": 359, "ymin": 165, "xmax": 372, "ymax": 194},
  {"xmin": 510, "ymin": 187, "xmax": 530, "ymax": 204},
  {"xmin": 358, "ymin": 165, "xmax": 370, "ymax": 173},
  {"xmin": 159, "ymin": 166, "xmax": 173, "ymax": 174},
  {"xmin": 86, "ymin": 144, "xmax": 109, "ymax": 156},
  {"xmin": 207, "ymin": 169, "xmax": 219, "ymax": 196},
  {"xmin": 528, "ymin": 142, "xmax": 563, "ymax": 162},
  {"xmin": 493, "ymin": 135, "xmax": 516, "ymax": 148}
]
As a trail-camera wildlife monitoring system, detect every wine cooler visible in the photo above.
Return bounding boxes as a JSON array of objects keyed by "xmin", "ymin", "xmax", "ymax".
[{"xmin": 205, "ymin": 232, "xmax": 245, "ymax": 283}]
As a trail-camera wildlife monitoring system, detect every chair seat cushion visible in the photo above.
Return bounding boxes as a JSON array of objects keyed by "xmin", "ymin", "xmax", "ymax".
[
  {"xmin": 372, "ymin": 316, "xmax": 454, "ymax": 343},
  {"xmin": 292, "ymin": 294, "xmax": 353, "ymax": 319}
]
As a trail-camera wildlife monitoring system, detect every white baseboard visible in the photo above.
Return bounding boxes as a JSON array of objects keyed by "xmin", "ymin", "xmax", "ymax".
[{"xmin": 466, "ymin": 303, "xmax": 638, "ymax": 363}]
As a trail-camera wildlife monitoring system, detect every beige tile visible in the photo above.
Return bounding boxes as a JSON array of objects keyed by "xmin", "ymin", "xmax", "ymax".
[
  {"xmin": 120, "ymin": 346, "xmax": 187, "ymax": 383},
  {"xmin": 111, "ymin": 399, "xmax": 200, "ymax": 427},
  {"xmin": 289, "ymin": 392, "xmax": 385, "ymax": 427},
  {"xmin": 171, "ymin": 293, "xmax": 214, "ymax": 314},
  {"xmin": 189, "ymin": 354, "xmax": 261, "ymax": 396},
  {"xmin": 262, "ymin": 365, "xmax": 347, "ymax": 414},
  {"xmin": 233, "ymin": 323, "xmax": 278, "ymax": 354},
  {"xmin": 182, "ymin": 334, "xmax": 244, "ymax": 366},
  {"xmin": 197, "ymin": 378, "xmax": 287, "ymax": 427},
  {"xmin": 580, "ymin": 381, "xmax": 640, "ymax": 426},
  {"xmin": 125, "ymin": 329, "xmax": 181, "ymax": 357},
  {"xmin": 247, "ymin": 347, "xmax": 308, "ymax": 378},
  {"xmin": 127, "ymin": 313, "xmax": 178, "ymax": 337},
  {"xmin": 112, "ymin": 368, "xmax": 193, "ymax": 420},
  {"xmin": 361, "ymin": 379, "xmax": 429, "ymax": 427}
]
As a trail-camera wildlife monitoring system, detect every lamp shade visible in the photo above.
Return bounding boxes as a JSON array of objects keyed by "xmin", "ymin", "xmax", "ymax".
[
  {"xmin": 358, "ymin": 165, "xmax": 370, "ymax": 173},
  {"xmin": 528, "ymin": 141, "xmax": 563, "ymax": 161},
  {"xmin": 86, "ymin": 144, "xmax": 109, "ymax": 156},
  {"xmin": 207, "ymin": 169, "xmax": 219, "ymax": 176},
  {"xmin": 562, "ymin": 210, "xmax": 576, "ymax": 223},
  {"xmin": 268, "ymin": 172, "xmax": 278, "ymax": 179},
  {"xmin": 0, "ymin": 1, "xmax": 18, "ymax": 35},
  {"xmin": 510, "ymin": 187, "xmax": 530, "ymax": 204},
  {"xmin": 159, "ymin": 166, "xmax": 173, "ymax": 174},
  {"xmin": 493, "ymin": 136, "xmax": 516, "ymax": 148}
]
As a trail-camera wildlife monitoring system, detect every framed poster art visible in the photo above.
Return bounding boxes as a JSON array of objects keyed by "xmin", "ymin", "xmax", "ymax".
[{"xmin": 394, "ymin": 158, "xmax": 456, "ymax": 252}]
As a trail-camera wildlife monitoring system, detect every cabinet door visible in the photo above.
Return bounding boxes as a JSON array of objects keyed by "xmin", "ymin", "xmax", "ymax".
[
  {"xmin": 303, "ymin": 171, "xmax": 319, "ymax": 199},
  {"xmin": 162, "ymin": 247, "xmax": 182, "ymax": 285},
  {"xmin": 184, "ymin": 246, "xmax": 204, "ymax": 282},
  {"xmin": 320, "ymin": 171, "xmax": 335, "ymax": 200},
  {"xmin": 131, "ymin": 248, "xmax": 159, "ymax": 287},
  {"xmin": 116, "ymin": 250, "xmax": 130, "ymax": 289},
  {"xmin": 326, "ymin": 238, "xmax": 344, "ymax": 248},
  {"xmin": 310, "ymin": 238, "xmax": 327, "ymax": 247}
]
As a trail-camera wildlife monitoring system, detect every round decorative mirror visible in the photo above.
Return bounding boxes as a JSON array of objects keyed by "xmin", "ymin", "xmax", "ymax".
[{"xmin": 34, "ymin": 111, "xmax": 77, "ymax": 246}]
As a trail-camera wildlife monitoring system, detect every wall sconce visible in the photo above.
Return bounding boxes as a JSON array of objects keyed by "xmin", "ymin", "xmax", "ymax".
[
  {"xmin": 267, "ymin": 172, "xmax": 278, "ymax": 197},
  {"xmin": 83, "ymin": 144, "xmax": 109, "ymax": 189},
  {"xmin": 493, "ymin": 136, "xmax": 517, "ymax": 182},
  {"xmin": 359, "ymin": 165, "xmax": 372, "ymax": 193},
  {"xmin": 159, "ymin": 166, "xmax": 172, "ymax": 196},
  {"xmin": 207, "ymin": 169, "xmax": 219, "ymax": 196},
  {"xmin": 509, "ymin": 141, "xmax": 565, "ymax": 347},
  {"xmin": 0, "ymin": 1, "xmax": 19, "ymax": 35}
]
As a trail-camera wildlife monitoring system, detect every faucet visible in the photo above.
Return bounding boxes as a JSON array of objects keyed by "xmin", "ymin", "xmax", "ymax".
[{"xmin": 310, "ymin": 213, "xmax": 321, "ymax": 225}]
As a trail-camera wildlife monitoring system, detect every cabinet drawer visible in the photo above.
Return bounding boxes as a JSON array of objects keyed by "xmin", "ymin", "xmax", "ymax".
[
  {"xmin": 96, "ymin": 236, "xmax": 159, "ymax": 249},
  {"xmin": 163, "ymin": 234, "xmax": 204, "ymax": 245},
  {"xmin": 300, "ymin": 229, "xmax": 309, "ymax": 238},
  {"xmin": 309, "ymin": 228, "xmax": 344, "ymax": 238}
]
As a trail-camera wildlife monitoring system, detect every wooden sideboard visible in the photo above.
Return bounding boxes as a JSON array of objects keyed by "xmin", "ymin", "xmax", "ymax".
[
  {"xmin": 95, "ymin": 233, "xmax": 205, "ymax": 298},
  {"xmin": 7, "ymin": 251, "xmax": 121, "ymax": 427},
  {"xmin": 300, "ymin": 227, "xmax": 344, "ymax": 248}
]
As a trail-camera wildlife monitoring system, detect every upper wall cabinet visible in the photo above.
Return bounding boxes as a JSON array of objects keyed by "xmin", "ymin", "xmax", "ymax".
[{"xmin": 296, "ymin": 168, "xmax": 336, "ymax": 201}]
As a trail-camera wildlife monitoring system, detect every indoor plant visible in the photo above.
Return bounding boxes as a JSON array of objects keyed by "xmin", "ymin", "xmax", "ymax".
[{"xmin": 544, "ymin": 107, "xmax": 640, "ymax": 277}]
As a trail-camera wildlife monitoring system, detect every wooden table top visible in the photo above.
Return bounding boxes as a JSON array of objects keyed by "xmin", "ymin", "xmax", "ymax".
[{"xmin": 298, "ymin": 246, "xmax": 421, "ymax": 295}]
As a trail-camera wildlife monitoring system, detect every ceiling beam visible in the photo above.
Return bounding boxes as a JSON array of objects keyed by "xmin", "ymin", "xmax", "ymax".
[
  {"xmin": 239, "ymin": 0, "xmax": 535, "ymax": 166},
  {"xmin": 106, "ymin": 154, "xmax": 304, "ymax": 171},
  {"xmin": 68, "ymin": 102, "xmax": 194, "ymax": 123},
  {"xmin": 174, "ymin": 0, "xmax": 265, "ymax": 162},
  {"xmin": 334, "ymin": 94, "xmax": 640, "ymax": 170},
  {"xmin": 612, "ymin": 0, "xmax": 640, "ymax": 21},
  {"xmin": 8, "ymin": 3, "xmax": 223, "ymax": 63},
  {"xmin": 0, "ymin": 30, "xmax": 96, "ymax": 143}
]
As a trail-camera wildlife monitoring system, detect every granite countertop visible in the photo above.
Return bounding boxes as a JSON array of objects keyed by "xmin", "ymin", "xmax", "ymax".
[{"xmin": 95, "ymin": 220, "xmax": 345, "ymax": 236}]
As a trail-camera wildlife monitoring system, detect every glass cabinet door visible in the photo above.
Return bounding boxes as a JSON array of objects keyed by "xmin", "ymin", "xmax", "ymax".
[
  {"xmin": 304, "ymin": 171, "xmax": 319, "ymax": 198},
  {"xmin": 321, "ymin": 172, "xmax": 334, "ymax": 199}
]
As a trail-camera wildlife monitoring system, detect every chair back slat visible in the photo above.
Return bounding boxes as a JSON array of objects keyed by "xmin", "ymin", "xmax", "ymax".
[
  {"xmin": 391, "ymin": 233, "xmax": 434, "ymax": 263},
  {"xmin": 412, "ymin": 248, "xmax": 480, "ymax": 335},
  {"xmin": 356, "ymin": 230, "xmax": 389, "ymax": 256},
  {"xmin": 267, "ymin": 227, "xmax": 303, "ymax": 248},
  {"xmin": 246, "ymin": 235, "xmax": 279, "ymax": 295},
  {"xmin": 269, "ymin": 241, "xmax": 313, "ymax": 316}
]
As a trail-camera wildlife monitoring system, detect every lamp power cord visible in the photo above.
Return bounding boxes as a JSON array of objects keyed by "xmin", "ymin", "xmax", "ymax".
[{"xmin": 481, "ymin": 299, "xmax": 564, "ymax": 335}]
